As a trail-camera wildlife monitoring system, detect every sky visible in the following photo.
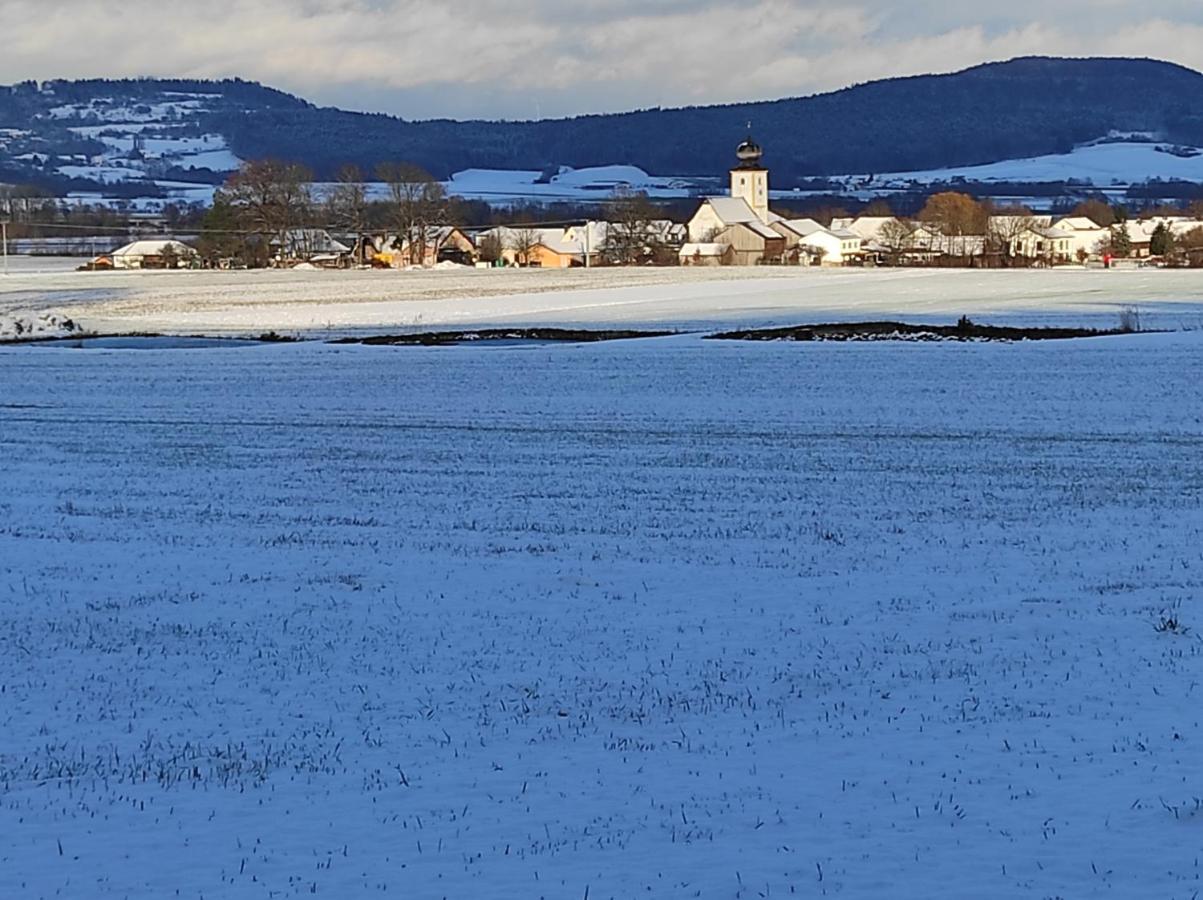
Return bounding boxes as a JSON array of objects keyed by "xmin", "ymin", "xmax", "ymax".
[{"xmin": 5, "ymin": 1, "xmax": 1203, "ymax": 120}]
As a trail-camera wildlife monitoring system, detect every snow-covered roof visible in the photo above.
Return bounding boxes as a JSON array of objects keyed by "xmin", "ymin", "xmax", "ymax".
[
  {"xmin": 1036, "ymin": 226, "xmax": 1074, "ymax": 240},
  {"xmin": 481, "ymin": 226, "xmax": 585, "ymax": 257},
  {"xmin": 703, "ymin": 197, "xmax": 762, "ymax": 225},
  {"xmin": 273, "ymin": 229, "xmax": 350, "ymax": 255},
  {"xmin": 776, "ymin": 218, "xmax": 826, "ymax": 238},
  {"xmin": 395, "ymin": 226, "xmax": 469, "ymax": 248},
  {"xmin": 112, "ymin": 239, "xmax": 196, "ymax": 257},
  {"xmin": 1052, "ymin": 216, "xmax": 1104, "ymax": 232},
  {"xmin": 562, "ymin": 221, "xmax": 609, "ymax": 249},
  {"xmin": 741, "ymin": 220, "xmax": 783, "ymax": 240},
  {"xmin": 831, "ymin": 217, "xmax": 894, "ymax": 240}
]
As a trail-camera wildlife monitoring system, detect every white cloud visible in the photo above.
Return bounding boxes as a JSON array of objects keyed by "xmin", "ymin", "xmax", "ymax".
[{"xmin": 3, "ymin": 2, "xmax": 1203, "ymax": 118}]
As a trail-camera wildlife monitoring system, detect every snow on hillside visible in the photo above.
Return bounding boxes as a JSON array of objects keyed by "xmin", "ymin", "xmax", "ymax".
[
  {"xmin": 445, "ymin": 165, "xmax": 700, "ymax": 203},
  {"xmin": 8, "ymin": 91, "xmax": 243, "ymax": 208},
  {"xmin": 841, "ymin": 140, "xmax": 1203, "ymax": 187},
  {"xmin": 44, "ymin": 93, "xmax": 218, "ymax": 123},
  {"xmin": 1, "ymin": 331, "xmax": 1201, "ymax": 898}
]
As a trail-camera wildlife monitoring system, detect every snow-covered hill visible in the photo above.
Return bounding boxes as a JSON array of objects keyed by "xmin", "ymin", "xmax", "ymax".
[
  {"xmin": 837, "ymin": 139, "xmax": 1203, "ymax": 189},
  {"xmin": 8, "ymin": 68, "xmax": 1203, "ymax": 211}
]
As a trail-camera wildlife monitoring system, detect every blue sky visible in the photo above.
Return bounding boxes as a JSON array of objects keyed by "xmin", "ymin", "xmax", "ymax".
[{"xmin": 3, "ymin": 1, "xmax": 1202, "ymax": 119}]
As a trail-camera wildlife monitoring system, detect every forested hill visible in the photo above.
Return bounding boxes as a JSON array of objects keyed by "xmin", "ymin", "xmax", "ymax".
[{"xmin": 4, "ymin": 58, "xmax": 1203, "ymax": 183}]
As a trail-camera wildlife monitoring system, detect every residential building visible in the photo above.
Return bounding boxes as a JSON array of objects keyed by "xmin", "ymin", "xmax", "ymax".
[{"xmin": 110, "ymin": 239, "xmax": 198, "ymax": 269}]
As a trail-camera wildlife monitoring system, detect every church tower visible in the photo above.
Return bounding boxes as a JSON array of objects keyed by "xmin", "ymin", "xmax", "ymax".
[{"xmin": 730, "ymin": 135, "xmax": 768, "ymax": 223}]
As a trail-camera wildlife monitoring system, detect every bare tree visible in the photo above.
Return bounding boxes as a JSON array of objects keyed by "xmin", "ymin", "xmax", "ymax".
[
  {"xmin": 507, "ymin": 227, "xmax": 542, "ymax": 267},
  {"xmin": 877, "ymin": 217, "xmax": 916, "ymax": 265},
  {"xmin": 986, "ymin": 206, "xmax": 1036, "ymax": 267},
  {"xmin": 324, "ymin": 164, "xmax": 369, "ymax": 235},
  {"xmin": 218, "ymin": 159, "xmax": 314, "ymax": 262},
  {"xmin": 603, "ymin": 187, "xmax": 662, "ymax": 265},
  {"xmin": 1178, "ymin": 226, "xmax": 1203, "ymax": 266},
  {"xmin": 477, "ymin": 232, "xmax": 503, "ymax": 265},
  {"xmin": 376, "ymin": 162, "xmax": 448, "ymax": 266}
]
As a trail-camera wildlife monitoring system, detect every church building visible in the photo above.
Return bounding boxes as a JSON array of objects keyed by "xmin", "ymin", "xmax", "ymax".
[{"xmin": 682, "ymin": 137, "xmax": 862, "ymax": 266}]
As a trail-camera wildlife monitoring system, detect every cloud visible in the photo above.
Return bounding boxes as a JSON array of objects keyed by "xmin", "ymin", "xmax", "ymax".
[{"xmin": 3, "ymin": 2, "xmax": 1203, "ymax": 119}]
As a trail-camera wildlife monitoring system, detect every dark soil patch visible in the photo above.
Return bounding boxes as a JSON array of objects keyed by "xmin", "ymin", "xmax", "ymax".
[
  {"xmin": 708, "ymin": 320, "xmax": 1135, "ymax": 343},
  {"xmin": 335, "ymin": 328, "xmax": 675, "ymax": 346},
  {"xmin": 3, "ymin": 332, "xmax": 298, "ymax": 349}
]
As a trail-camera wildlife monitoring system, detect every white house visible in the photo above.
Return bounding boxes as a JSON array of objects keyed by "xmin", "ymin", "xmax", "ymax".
[
  {"xmin": 988, "ymin": 216, "xmax": 1073, "ymax": 262},
  {"xmin": 772, "ymin": 218, "xmax": 863, "ymax": 265},
  {"xmin": 1051, "ymin": 216, "xmax": 1109, "ymax": 258},
  {"xmin": 111, "ymin": 239, "xmax": 198, "ymax": 270},
  {"xmin": 830, "ymin": 216, "xmax": 896, "ymax": 243}
]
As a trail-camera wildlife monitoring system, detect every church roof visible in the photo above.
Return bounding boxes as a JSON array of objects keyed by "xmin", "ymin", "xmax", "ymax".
[
  {"xmin": 704, "ymin": 196, "xmax": 762, "ymax": 225},
  {"xmin": 741, "ymin": 220, "xmax": 783, "ymax": 240},
  {"xmin": 775, "ymin": 218, "xmax": 826, "ymax": 238}
]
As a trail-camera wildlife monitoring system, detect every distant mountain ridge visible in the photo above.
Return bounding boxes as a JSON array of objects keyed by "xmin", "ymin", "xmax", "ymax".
[{"xmin": 4, "ymin": 57, "xmax": 1203, "ymax": 190}]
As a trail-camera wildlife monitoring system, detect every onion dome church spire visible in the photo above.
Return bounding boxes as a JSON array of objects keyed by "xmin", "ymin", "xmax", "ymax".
[
  {"xmin": 735, "ymin": 135, "xmax": 764, "ymax": 169},
  {"xmin": 729, "ymin": 126, "xmax": 769, "ymax": 222}
]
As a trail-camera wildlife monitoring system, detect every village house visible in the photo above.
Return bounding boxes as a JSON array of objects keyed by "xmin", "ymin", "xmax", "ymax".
[
  {"xmin": 478, "ymin": 226, "xmax": 588, "ymax": 268},
  {"xmin": 366, "ymin": 227, "xmax": 476, "ymax": 268},
  {"xmin": 832, "ymin": 216, "xmax": 935, "ymax": 263},
  {"xmin": 110, "ymin": 238, "xmax": 198, "ymax": 270},
  {"xmin": 1113, "ymin": 217, "xmax": 1203, "ymax": 258},
  {"xmin": 1050, "ymin": 216, "xmax": 1109, "ymax": 258},
  {"xmin": 772, "ymin": 218, "xmax": 863, "ymax": 265},
  {"xmin": 561, "ymin": 221, "xmax": 608, "ymax": 266},
  {"xmin": 271, "ymin": 229, "xmax": 350, "ymax": 266},
  {"xmin": 988, "ymin": 216, "xmax": 1074, "ymax": 263}
]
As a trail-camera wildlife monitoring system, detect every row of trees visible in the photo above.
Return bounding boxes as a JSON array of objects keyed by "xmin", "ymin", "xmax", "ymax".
[
  {"xmin": 199, "ymin": 160, "xmax": 685, "ymax": 268},
  {"xmin": 201, "ymin": 160, "xmax": 451, "ymax": 266}
]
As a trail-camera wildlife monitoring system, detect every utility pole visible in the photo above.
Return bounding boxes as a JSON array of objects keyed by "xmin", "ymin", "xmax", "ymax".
[{"xmin": 1, "ymin": 215, "xmax": 9, "ymax": 276}]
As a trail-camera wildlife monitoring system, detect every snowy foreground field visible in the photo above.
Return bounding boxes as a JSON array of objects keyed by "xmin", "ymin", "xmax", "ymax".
[
  {"xmin": 2, "ymin": 331, "xmax": 1202, "ymax": 899},
  {"xmin": 5, "ymin": 264, "xmax": 1203, "ymax": 336}
]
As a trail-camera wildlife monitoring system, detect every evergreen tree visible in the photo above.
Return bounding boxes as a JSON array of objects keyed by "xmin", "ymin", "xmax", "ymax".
[
  {"xmin": 1150, "ymin": 222, "xmax": 1174, "ymax": 256},
  {"xmin": 1108, "ymin": 224, "xmax": 1133, "ymax": 258}
]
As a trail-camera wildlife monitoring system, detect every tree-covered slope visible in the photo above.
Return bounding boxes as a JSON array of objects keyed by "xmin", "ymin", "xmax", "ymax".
[{"xmin": 5, "ymin": 58, "xmax": 1203, "ymax": 183}]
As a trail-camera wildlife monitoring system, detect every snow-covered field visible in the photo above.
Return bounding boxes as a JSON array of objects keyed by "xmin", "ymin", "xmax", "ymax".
[
  {"xmin": 1, "ymin": 330, "xmax": 1201, "ymax": 898},
  {"xmin": 4, "ymin": 264, "xmax": 1203, "ymax": 337}
]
